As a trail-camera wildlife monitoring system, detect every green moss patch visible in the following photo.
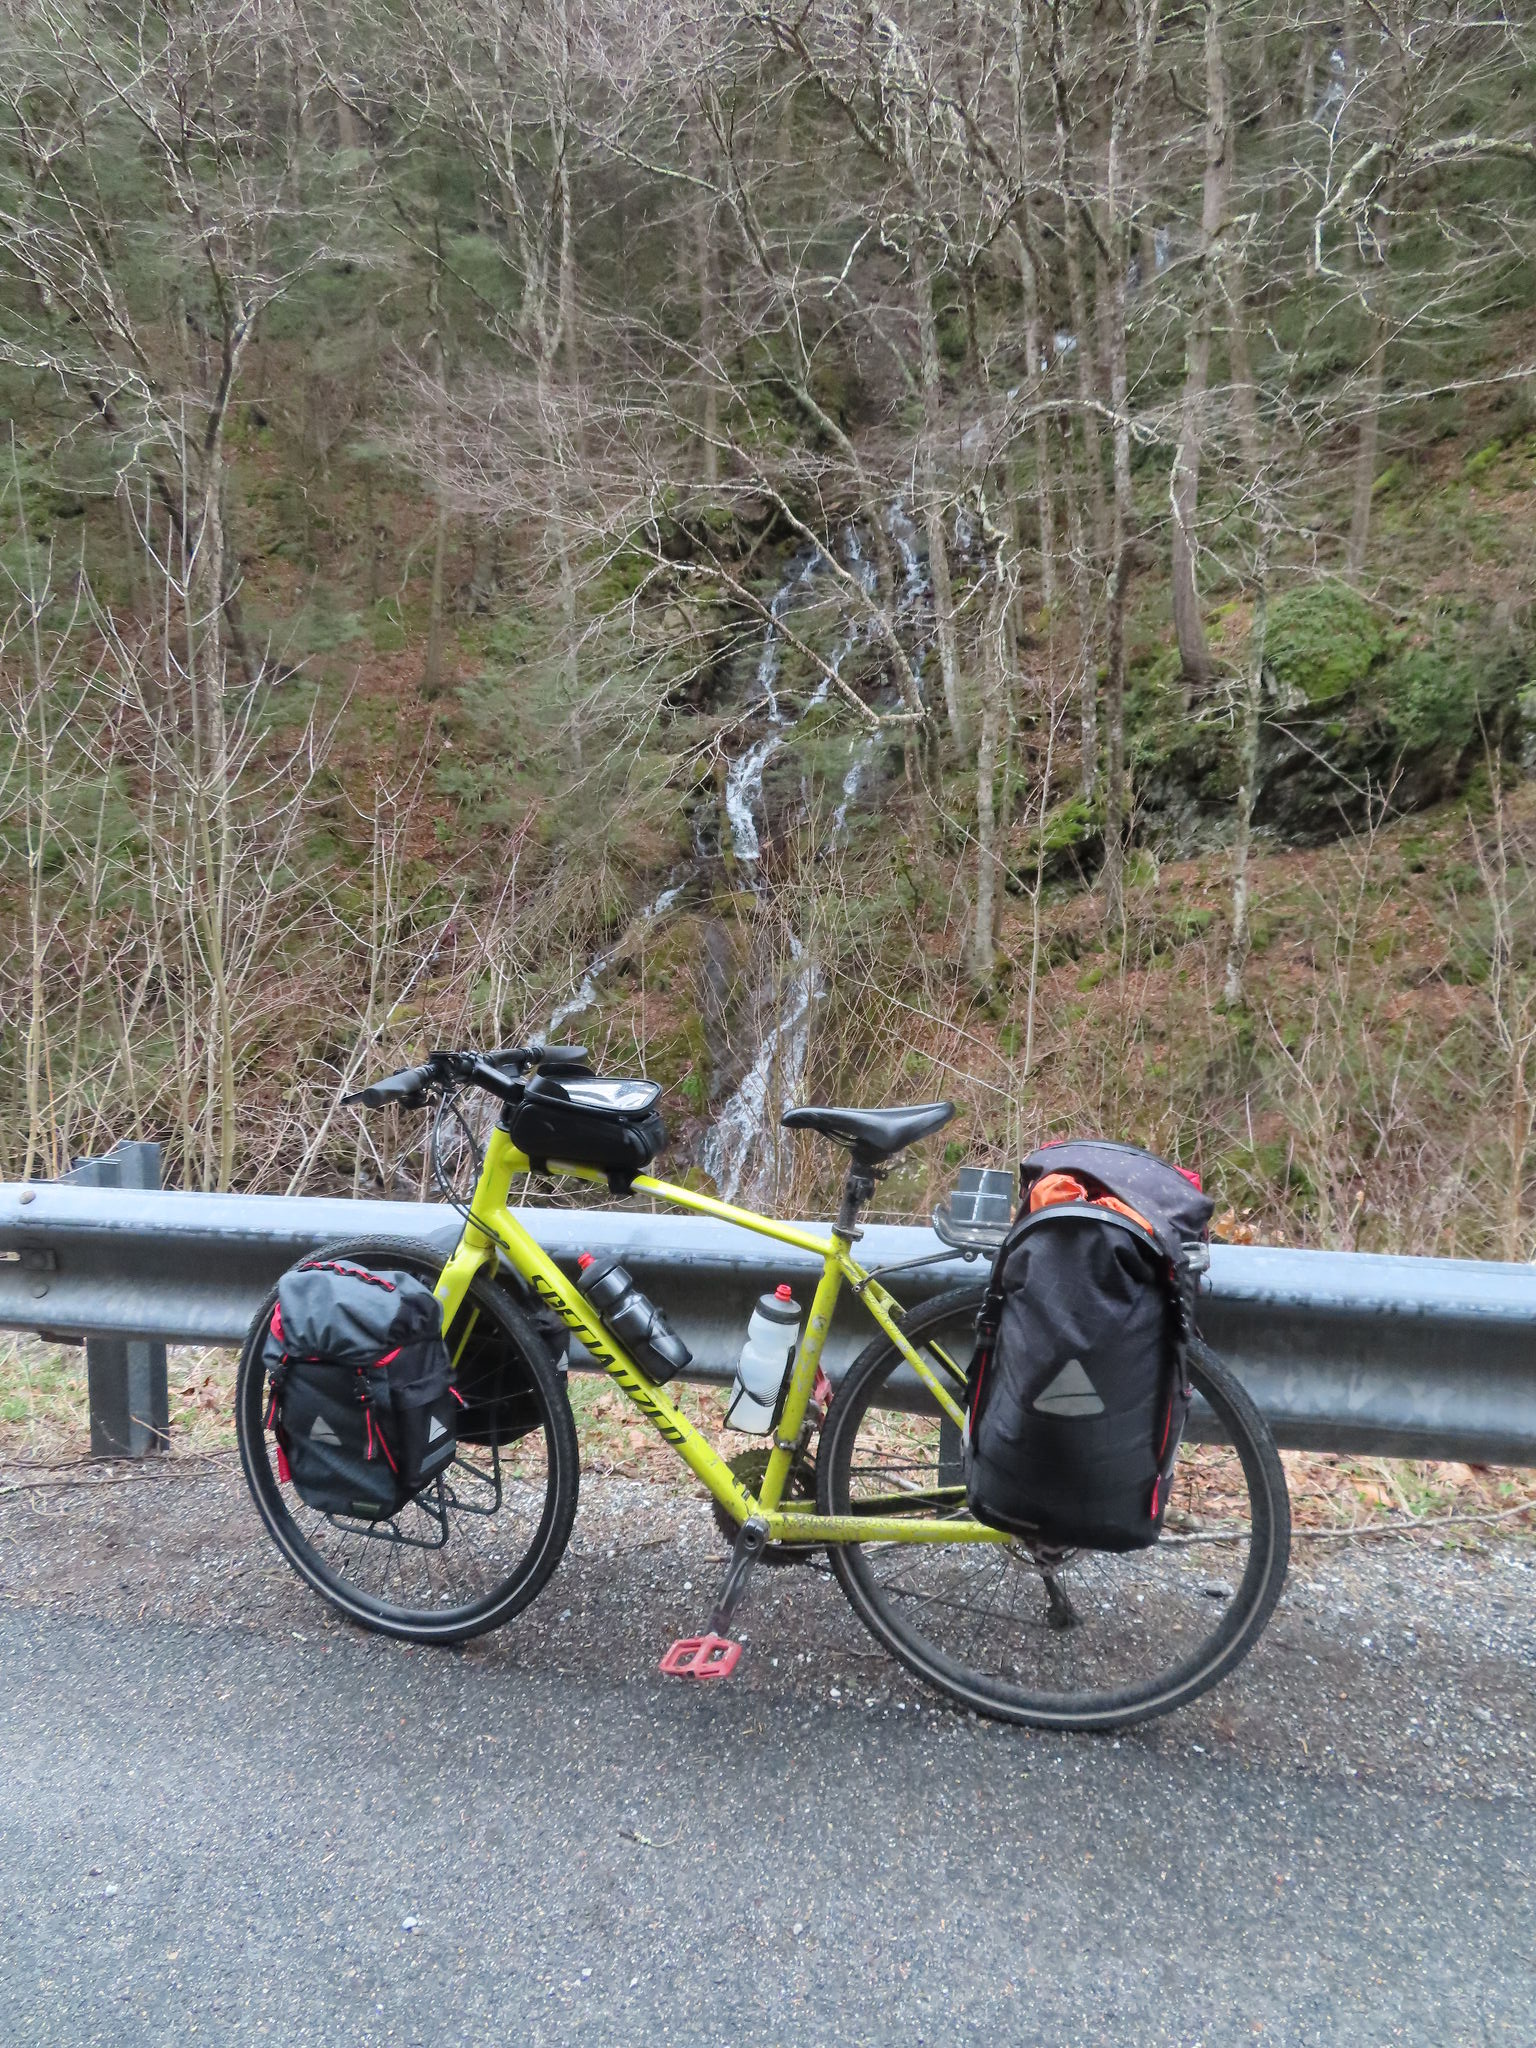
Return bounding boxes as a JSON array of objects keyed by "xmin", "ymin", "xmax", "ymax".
[{"xmin": 1264, "ymin": 584, "xmax": 1383, "ymax": 705}]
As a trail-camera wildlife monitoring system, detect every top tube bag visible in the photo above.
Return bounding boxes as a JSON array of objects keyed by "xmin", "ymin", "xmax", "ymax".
[{"xmin": 504, "ymin": 1074, "xmax": 666, "ymax": 1192}]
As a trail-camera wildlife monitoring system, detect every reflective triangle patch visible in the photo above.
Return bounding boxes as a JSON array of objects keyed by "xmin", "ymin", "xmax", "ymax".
[
  {"xmin": 1033, "ymin": 1358, "xmax": 1105, "ymax": 1417},
  {"xmin": 427, "ymin": 1413, "xmax": 448, "ymax": 1444},
  {"xmin": 309, "ymin": 1413, "xmax": 341, "ymax": 1443}
]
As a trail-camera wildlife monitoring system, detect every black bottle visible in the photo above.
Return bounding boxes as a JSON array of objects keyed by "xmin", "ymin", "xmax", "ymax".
[{"xmin": 575, "ymin": 1253, "xmax": 693, "ymax": 1384}]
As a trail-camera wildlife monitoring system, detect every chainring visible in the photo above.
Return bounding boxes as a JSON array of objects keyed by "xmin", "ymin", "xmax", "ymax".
[{"xmin": 712, "ymin": 1445, "xmax": 821, "ymax": 1564}]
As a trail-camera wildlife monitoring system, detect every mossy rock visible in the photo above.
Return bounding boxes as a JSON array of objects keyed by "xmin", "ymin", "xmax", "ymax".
[
  {"xmin": 1264, "ymin": 584, "xmax": 1383, "ymax": 706},
  {"xmin": 1130, "ymin": 686, "xmax": 1241, "ymax": 855},
  {"xmin": 1375, "ymin": 610, "xmax": 1527, "ymax": 758},
  {"xmin": 1010, "ymin": 793, "xmax": 1104, "ymax": 888}
]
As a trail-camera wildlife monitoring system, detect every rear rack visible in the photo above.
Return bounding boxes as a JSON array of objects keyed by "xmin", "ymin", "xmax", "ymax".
[{"xmin": 931, "ymin": 1166, "xmax": 1015, "ymax": 1255}]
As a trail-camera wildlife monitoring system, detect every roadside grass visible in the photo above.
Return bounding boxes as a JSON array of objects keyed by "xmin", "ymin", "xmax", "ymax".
[{"xmin": 0, "ymin": 1334, "xmax": 238, "ymax": 1463}]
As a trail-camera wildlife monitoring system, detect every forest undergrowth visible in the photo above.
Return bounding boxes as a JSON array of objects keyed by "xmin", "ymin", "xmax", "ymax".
[{"xmin": 4, "ymin": 1, "xmax": 1536, "ymax": 1261}]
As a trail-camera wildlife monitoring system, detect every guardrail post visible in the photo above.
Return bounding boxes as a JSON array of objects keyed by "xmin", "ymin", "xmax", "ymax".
[{"xmin": 61, "ymin": 1142, "xmax": 169, "ymax": 1458}]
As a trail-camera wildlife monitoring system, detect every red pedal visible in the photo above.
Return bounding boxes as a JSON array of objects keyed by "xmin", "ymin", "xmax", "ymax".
[{"xmin": 659, "ymin": 1633, "xmax": 741, "ymax": 1680}]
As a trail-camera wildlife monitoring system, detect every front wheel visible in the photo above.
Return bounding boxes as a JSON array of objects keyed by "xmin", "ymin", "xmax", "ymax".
[
  {"xmin": 818, "ymin": 1286, "xmax": 1291, "ymax": 1732},
  {"xmin": 236, "ymin": 1236, "xmax": 580, "ymax": 1644}
]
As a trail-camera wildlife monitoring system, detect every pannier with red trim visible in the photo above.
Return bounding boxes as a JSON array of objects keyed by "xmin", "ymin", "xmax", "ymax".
[
  {"xmin": 262, "ymin": 1258, "xmax": 461, "ymax": 1520},
  {"xmin": 964, "ymin": 1140, "xmax": 1213, "ymax": 1552}
]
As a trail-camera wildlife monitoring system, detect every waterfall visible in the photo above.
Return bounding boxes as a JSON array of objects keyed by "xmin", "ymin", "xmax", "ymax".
[
  {"xmin": 545, "ymin": 551, "xmax": 819, "ymax": 1032},
  {"xmin": 700, "ymin": 934, "xmax": 819, "ymax": 1204},
  {"xmin": 545, "ymin": 509, "xmax": 930, "ymax": 1207},
  {"xmin": 704, "ymin": 514, "xmax": 920, "ymax": 1206},
  {"xmin": 724, "ymin": 731, "xmax": 783, "ymax": 865}
]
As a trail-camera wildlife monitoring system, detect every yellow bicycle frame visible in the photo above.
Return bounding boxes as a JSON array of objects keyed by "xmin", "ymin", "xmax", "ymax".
[{"xmin": 432, "ymin": 1127, "xmax": 1005, "ymax": 1549}]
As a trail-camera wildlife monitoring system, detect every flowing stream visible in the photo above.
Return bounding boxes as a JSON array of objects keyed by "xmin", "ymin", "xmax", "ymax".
[{"xmin": 547, "ymin": 879, "xmax": 686, "ymax": 1039}]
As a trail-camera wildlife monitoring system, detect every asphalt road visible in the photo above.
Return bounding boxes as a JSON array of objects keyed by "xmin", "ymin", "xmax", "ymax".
[{"xmin": 1, "ymin": 1465, "xmax": 1532, "ymax": 2047}]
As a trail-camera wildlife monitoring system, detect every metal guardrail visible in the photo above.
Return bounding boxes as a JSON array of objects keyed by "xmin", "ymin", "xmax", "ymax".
[{"xmin": 3, "ymin": 1170, "xmax": 1536, "ymax": 1466}]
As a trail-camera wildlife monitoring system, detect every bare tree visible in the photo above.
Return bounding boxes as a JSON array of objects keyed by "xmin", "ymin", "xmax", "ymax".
[{"xmin": 1169, "ymin": 0, "xmax": 1230, "ymax": 692}]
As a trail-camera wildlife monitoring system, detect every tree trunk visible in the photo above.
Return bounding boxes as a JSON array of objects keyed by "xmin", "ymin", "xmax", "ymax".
[
  {"xmin": 1062, "ymin": 201, "xmax": 1109, "ymax": 563},
  {"xmin": 1103, "ymin": 546, "xmax": 1130, "ymax": 935},
  {"xmin": 1058, "ymin": 416, "xmax": 1097, "ymax": 798},
  {"xmin": 423, "ymin": 494, "xmax": 449, "ymax": 696},
  {"xmin": 1169, "ymin": 333, "xmax": 1212, "ymax": 690},
  {"xmin": 970, "ymin": 647, "xmax": 1003, "ymax": 985},
  {"xmin": 1297, "ymin": 13, "xmax": 1317, "ymax": 122},
  {"xmin": 1170, "ymin": 0, "xmax": 1230, "ymax": 694},
  {"xmin": 1508, "ymin": 1070, "xmax": 1533, "ymax": 1262},
  {"xmin": 537, "ymin": 350, "xmax": 582, "ymax": 765},
  {"xmin": 912, "ymin": 235, "xmax": 966, "ymax": 751},
  {"xmin": 1224, "ymin": 528, "xmax": 1272, "ymax": 1007},
  {"xmin": 1007, "ymin": 21, "xmax": 1054, "ymax": 613},
  {"xmin": 692, "ymin": 117, "xmax": 720, "ymax": 488},
  {"xmin": 187, "ymin": 448, "xmax": 238, "ymax": 1191},
  {"xmin": 1011, "ymin": 224, "xmax": 1056, "ymax": 613},
  {"xmin": 117, "ymin": 475, "xmax": 147, "ymax": 621},
  {"xmin": 421, "ymin": 264, "xmax": 450, "ymax": 697},
  {"xmin": 1347, "ymin": 301, "xmax": 1387, "ymax": 579},
  {"xmin": 1101, "ymin": 244, "xmax": 1134, "ymax": 936},
  {"xmin": 1225, "ymin": 266, "xmax": 1263, "ymax": 482},
  {"xmin": 1021, "ymin": 708, "xmax": 1055, "ymax": 1081}
]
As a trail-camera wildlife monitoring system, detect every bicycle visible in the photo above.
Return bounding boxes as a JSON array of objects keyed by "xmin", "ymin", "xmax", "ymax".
[{"xmin": 235, "ymin": 1044, "xmax": 1292, "ymax": 1732}]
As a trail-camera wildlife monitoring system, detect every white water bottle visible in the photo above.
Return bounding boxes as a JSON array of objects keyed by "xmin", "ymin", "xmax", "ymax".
[{"xmin": 725, "ymin": 1285, "xmax": 802, "ymax": 1433}]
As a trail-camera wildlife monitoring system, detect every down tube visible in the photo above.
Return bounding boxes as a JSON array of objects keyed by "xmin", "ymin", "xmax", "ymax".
[{"xmin": 489, "ymin": 1205, "xmax": 757, "ymax": 1526}]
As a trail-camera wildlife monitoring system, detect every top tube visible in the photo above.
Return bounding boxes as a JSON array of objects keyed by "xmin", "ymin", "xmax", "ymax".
[{"xmin": 629, "ymin": 1172, "xmax": 851, "ymax": 1265}]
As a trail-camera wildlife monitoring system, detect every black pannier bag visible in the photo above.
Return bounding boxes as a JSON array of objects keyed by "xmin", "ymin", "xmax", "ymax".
[
  {"xmin": 505, "ymin": 1073, "xmax": 666, "ymax": 1191},
  {"xmin": 450, "ymin": 1295, "xmax": 553, "ymax": 1448},
  {"xmin": 965, "ymin": 1140, "xmax": 1214, "ymax": 1552},
  {"xmin": 263, "ymin": 1258, "xmax": 461, "ymax": 1520}
]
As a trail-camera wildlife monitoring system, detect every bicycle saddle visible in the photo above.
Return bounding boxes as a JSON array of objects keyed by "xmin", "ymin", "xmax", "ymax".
[{"xmin": 780, "ymin": 1100, "xmax": 956, "ymax": 1164}]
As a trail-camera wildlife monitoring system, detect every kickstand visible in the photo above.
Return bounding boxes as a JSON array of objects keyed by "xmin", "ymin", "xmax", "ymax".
[
  {"xmin": 659, "ymin": 1517, "xmax": 770, "ymax": 1681},
  {"xmin": 1041, "ymin": 1567, "xmax": 1080, "ymax": 1632}
]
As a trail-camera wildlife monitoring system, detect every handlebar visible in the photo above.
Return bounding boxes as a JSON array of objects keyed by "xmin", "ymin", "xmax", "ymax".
[{"xmin": 342, "ymin": 1043, "xmax": 591, "ymax": 1111}]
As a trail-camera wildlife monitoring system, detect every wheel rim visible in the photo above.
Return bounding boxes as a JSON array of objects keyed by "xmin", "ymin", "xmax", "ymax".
[
  {"xmin": 828, "ymin": 1319, "xmax": 1284, "ymax": 1726},
  {"xmin": 238, "ymin": 1267, "xmax": 567, "ymax": 1637}
]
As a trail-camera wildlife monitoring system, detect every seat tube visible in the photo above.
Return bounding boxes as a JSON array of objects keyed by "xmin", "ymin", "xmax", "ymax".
[{"xmin": 757, "ymin": 1252, "xmax": 845, "ymax": 1512}]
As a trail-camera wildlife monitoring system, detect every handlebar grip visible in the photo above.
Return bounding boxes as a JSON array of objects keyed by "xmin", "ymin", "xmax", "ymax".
[{"xmin": 345, "ymin": 1062, "xmax": 436, "ymax": 1109}]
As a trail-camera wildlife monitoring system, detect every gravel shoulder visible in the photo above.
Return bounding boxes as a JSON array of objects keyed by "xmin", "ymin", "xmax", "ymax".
[{"xmin": 1, "ymin": 1460, "xmax": 1532, "ymax": 2046}]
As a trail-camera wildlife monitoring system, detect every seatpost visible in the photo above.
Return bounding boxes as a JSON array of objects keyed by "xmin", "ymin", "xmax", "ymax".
[{"xmin": 834, "ymin": 1161, "xmax": 878, "ymax": 1239}]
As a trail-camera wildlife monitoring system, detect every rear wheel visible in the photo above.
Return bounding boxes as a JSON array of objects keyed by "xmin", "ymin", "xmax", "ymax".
[
  {"xmin": 236, "ymin": 1237, "xmax": 579, "ymax": 1644},
  {"xmin": 818, "ymin": 1286, "xmax": 1291, "ymax": 1731}
]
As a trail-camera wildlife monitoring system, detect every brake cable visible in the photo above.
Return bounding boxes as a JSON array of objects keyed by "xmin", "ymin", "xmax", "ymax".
[{"xmin": 429, "ymin": 1083, "xmax": 516, "ymax": 1263}]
